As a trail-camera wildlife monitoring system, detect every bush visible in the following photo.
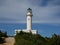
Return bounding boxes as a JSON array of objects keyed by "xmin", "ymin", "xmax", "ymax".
[
  {"xmin": 0, "ymin": 37, "xmax": 5, "ymax": 44},
  {"xmin": 0, "ymin": 30, "xmax": 7, "ymax": 44},
  {"xmin": 14, "ymin": 31, "xmax": 46, "ymax": 45},
  {"xmin": 14, "ymin": 31, "xmax": 60, "ymax": 45}
]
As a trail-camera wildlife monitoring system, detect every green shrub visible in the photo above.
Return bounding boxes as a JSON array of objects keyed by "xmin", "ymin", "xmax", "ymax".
[
  {"xmin": 0, "ymin": 30, "xmax": 7, "ymax": 44},
  {"xmin": 14, "ymin": 31, "xmax": 60, "ymax": 45},
  {"xmin": 14, "ymin": 31, "xmax": 46, "ymax": 45}
]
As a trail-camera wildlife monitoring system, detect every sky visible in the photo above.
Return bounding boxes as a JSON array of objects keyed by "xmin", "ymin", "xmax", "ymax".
[{"xmin": 0, "ymin": 0, "xmax": 60, "ymax": 37}]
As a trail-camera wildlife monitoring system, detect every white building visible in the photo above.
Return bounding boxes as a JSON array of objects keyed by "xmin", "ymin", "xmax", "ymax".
[{"xmin": 15, "ymin": 8, "xmax": 37, "ymax": 35}]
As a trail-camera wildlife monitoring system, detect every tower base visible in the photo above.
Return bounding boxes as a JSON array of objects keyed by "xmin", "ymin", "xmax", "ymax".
[{"xmin": 14, "ymin": 29, "xmax": 37, "ymax": 35}]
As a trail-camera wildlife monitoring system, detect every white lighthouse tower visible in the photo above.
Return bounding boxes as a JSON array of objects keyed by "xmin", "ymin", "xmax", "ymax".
[
  {"xmin": 27, "ymin": 8, "xmax": 33, "ymax": 31},
  {"xmin": 15, "ymin": 8, "xmax": 37, "ymax": 35}
]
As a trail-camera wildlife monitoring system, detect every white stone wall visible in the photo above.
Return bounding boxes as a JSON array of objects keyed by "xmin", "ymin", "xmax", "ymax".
[{"xmin": 14, "ymin": 29, "xmax": 37, "ymax": 35}]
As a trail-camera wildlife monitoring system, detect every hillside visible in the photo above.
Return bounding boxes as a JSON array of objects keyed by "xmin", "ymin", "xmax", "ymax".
[
  {"xmin": 0, "ymin": 31, "xmax": 60, "ymax": 45},
  {"xmin": 14, "ymin": 31, "xmax": 60, "ymax": 45}
]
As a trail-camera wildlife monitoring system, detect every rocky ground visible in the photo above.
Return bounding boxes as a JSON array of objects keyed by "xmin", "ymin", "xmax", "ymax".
[{"xmin": 0, "ymin": 37, "xmax": 15, "ymax": 45}]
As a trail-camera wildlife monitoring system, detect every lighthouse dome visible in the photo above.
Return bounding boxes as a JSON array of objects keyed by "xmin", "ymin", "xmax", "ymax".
[{"xmin": 27, "ymin": 8, "xmax": 33, "ymax": 16}]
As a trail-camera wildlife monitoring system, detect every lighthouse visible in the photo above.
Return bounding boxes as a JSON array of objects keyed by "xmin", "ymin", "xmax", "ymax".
[
  {"xmin": 27, "ymin": 8, "xmax": 33, "ymax": 31},
  {"xmin": 15, "ymin": 8, "xmax": 37, "ymax": 35}
]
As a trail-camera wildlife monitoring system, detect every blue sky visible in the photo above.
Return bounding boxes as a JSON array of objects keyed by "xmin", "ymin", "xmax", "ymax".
[{"xmin": 0, "ymin": 0, "xmax": 60, "ymax": 37}]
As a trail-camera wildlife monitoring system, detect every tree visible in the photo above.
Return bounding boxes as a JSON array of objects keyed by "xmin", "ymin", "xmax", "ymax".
[{"xmin": 51, "ymin": 34, "xmax": 60, "ymax": 45}]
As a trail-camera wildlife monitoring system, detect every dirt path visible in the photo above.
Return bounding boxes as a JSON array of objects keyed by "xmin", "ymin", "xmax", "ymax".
[
  {"xmin": 0, "ymin": 37, "xmax": 15, "ymax": 45},
  {"xmin": 5, "ymin": 37, "xmax": 15, "ymax": 45}
]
